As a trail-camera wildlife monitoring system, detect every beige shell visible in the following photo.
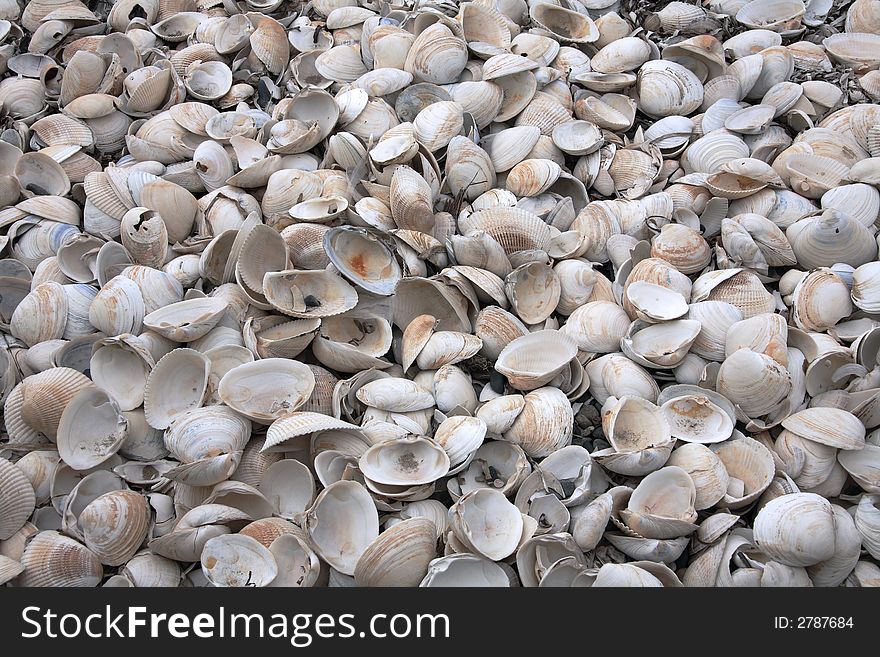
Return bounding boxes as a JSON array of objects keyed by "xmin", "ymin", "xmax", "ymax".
[
  {"xmin": 56, "ymin": 387, "xmax": 128, "ymax": 471},
  {"xmin": 17, "ymin": 530, "xmax": 103, "ymax": 587},
  {"xmin": 219, "ymin": 358, "xmax": 315, "ymax": 424},
  {"xmin": 143, "ymin": 348, "xmax": 210, "ymax": 430},
  {"xmin": 711, "ymin": 435, "xmax": 776, "ymax": 509},
  {"xmin": 754, "ymin": 493, "xmax": 835, "ymax": 567},
  {"xmin": 667, "ymin": 444, "xmax": 730, "ymax": 510},
  {"xmin": 450, "ymin": 488, "xmax": 523, "ymax": 561},
  {"xmin": 619, "ymin": 466, "xmax": 698, "ymax": 539},
  {"xmin": 495, "ymin": 330, "xmax": 577, "ymax": 391},
  {"xmin": 503, "ymin": 386, "xmax": 573, "ymax": 458},
  {"xmin": 263, "ymin": 269, "xmax": 358, "ymax": 319},
  {"xmin": 78, "ymin": 490, "xmax": 150, "ymax": 566},
  {"xmin": 354, "ymin": 517, "xmax": 437, "ymax": 587},
  {"xmin": 306, "ymin": 480, "xmax": 379, "ymax": 576},
  {"xmin": 0, "ymin": 457, "xmax": 36, "ymax": 540},
  {"xmin": 360, "ymin": 436, "xmax": 449, "ymax": 487}
]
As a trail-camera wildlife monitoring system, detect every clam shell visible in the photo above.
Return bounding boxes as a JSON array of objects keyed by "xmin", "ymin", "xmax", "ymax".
[
  {"xmin": 305, "ymin": 481, "xmax": 379, "ymax": 576},
  {"xmin": 0, "ymin": 457, "xmax": 36, "ymax": 540},
  {"xmin": 56, "ymin": 387, "xmax": 128, "ymax": 471},
  {"xmin": 143, "ymin": 348, "xmax": 210, "ymax": 430},
  {"xmin": 17, "ymin": 530, "xmax": 103, "ymax": 587},
  {"xmin": 219, "ymin": 358, "xmax": 315, "ymax": 424}
]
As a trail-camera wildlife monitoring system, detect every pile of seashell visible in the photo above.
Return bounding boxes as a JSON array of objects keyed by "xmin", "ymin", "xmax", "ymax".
[{"xmin": 2, "ymin": 0, "xmax": 880, "ymax": 589}]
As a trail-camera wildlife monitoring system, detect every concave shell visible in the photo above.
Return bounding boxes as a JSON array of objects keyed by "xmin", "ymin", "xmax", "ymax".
[
  {"xmin": 219, "ymin": 358, "xmax": 315, "ymax": 423},
  {"xmin": 305, "ymin": 480, "xmax": 379, "ymax": 576},
  {"xmin": 143, "ymin": 348, "xmax": 210, "ymax": 430},
  {"xmin": 529, "ymin": 3, "xmax": 598, "ymax": 43},
  {"xmin": 89, "ymin": 336, "xmax": 153, "ymax": 412},
  {"xmin": 56, "ymin": 387, "xmax": 128, "ymax": 471},
  {"xmin": 201, "ymin": 534, "xmax": 278, "ymax": 587},
  {"xmin": 626, "ymin": 281, "xmax": 689, "ymax": 322},
  {"xmin": 419, "ymin": 554, "xmax": 510, "ymax": 587},
  {"xmin": 359, "ymin": 436, "xmax": 450, "ymax": 486},
  {"xmin": 602, "ymin": 396, "xmax": 672, "ymax": 453},
  {"xmin": 450, "ymin": 488, "xmax": 523, "ymax": 561},
  {"xmin": 324, "ymin": 227, "xmax": 402, "ymax": 296},
  {"xmin": 619, "ymin": 466, "xmax": 698, "ymax": 539},
  {"xmin": 495, "ymin": 330, "xmax": 578, "ymax": 391},
  {"xmin": 260, "ymin": 460, "xmax": 315, "ymax": 521},
  {"xmin": 661, "ymin": 394, "xmax": 734, "ymax": 444},
  {"xmin": 823, "ymin": 33, "xmax": 880, "ymax": 71},
  {"xmin": 504, "ymin": 262, "xmax": 561, "ymax": 324},
  {"xmin": 711, "ymin": 435, "xmax": 776, "ymax": 509},
  {"xmin": 263, "ymin": 270, "xmax": 358, "ymax": 318},
  {"xmin": 142, "ymin": 297, "xmax": 228, "ymax": 342}
]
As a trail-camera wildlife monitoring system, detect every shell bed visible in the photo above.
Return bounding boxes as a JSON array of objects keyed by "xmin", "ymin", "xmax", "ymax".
[{"xmin": 0, "ymin": 0, "xmax": 879, "ymax": 588}]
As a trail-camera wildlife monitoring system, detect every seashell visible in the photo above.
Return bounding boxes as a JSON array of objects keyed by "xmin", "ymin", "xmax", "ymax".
[
  {"xmin": 324, "ymin": 226, "xmax": 402, "ymax": 296},
  {"xmin": 201, "ymin": 534, "xmax": 277, "ymax": 587},
  {"xmin": 711, "ymin": 435, "xmax": 776, "ymax": 509},
  {"xmin": 619, "ymin": 466, "xmax": 698, "ymax": 539},
  {"xmin": 354, "ymin": 517, "xmax": 437, "ymax": 587},
  {"xmin": 404, "ymin": 24, "xmax": 467, "ymax": 85},
  {"xmin": 691, "ymin": 268, "xmax": 775, "ymax": 319},
  {"xmin": 420, "ymin": 554, "xmax": 510, "ymax": 587},
  {"xmin": 56, "ymin": 387, "xmax": 128, "ymax": 471},
  {"xmin": 529, "ymin": 3, "xmax": 598, "ymax": 43},
  {"xmin": 165, "ymin": 405, "xmax": 251, "ymax": 486},
  {"xmin": 787, "ymin": 210, "xmax": 877, "ymax": 269},
  {"xmin": 306, "ymin": 481, "xmax": 379, "ymax": 576},
  {"xmin": 717, "ymin": 348, "xmax": 792, "ymax": 418},
  {"xmin": 450, "ymin": 488, "xmax": 523, "ymax": 560},
  {"xmin": 504, "ymin": 261, "xmax": 560, "ymax": 324},
  {"xmin": 754, "ymin": 493, "xmax": 835, "ymax": 567},
  {"xmin": 667, "ymin": 444, "xmax": 730, "ymax": 510},
  {"xmin": 143, "ymin": 348, "xmax": 210, "ymax": 430},
  {"xmin": 10, "ymin": 281, "xmax": 69, "ymax": 347},
  {"xmin": 621, "ymin": 319, "xmax": 702, "ymax": 369},
  {"xmin": 219, "ymin": 358, "xmax": 315, "ymax": 424},
  {"xmin": 601, "ymin": 395, "xmax": 672, "ymax": 454},
  {"xmin": 637, "ymin": 60, "xmax": 704, "ymax": 118},
  {"xmin": 0, "ymin": 457, "xmax": 36, "ymax": 541},
  {"xmin": 142, "ymin": 297, "xmax": 228, "ymax": 342},
  {"xmin": 823, "ymin": 33, "xmax": 880, "ymax": 72},
  {"xmin": 360, "ymin": 436, "xmax": 449, "ymax": 487},
  {"xmin": 495, "ymin": 330, "xmax": 578, "ymax": 391},
  {"xmin": 19, "ymin": 366, "xmax": 93, "ymax": 439},
  {"xmin": 16, "ymin": 531, "xmax": 102, "ymax": 587},
  {"xmin": 78, "ymin": 490, "xmax": 150, "ymax": 566},
  {"xmin": 263, "ymin": 270, "xmax": 357, "ymax": 319},
  {"xmin": 461, "ymin": 208, "xmax": 553, "ymax": 256},
  {"xmin": 791, "ymin": 268, "xmax": 852, "ymax": 332}
]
